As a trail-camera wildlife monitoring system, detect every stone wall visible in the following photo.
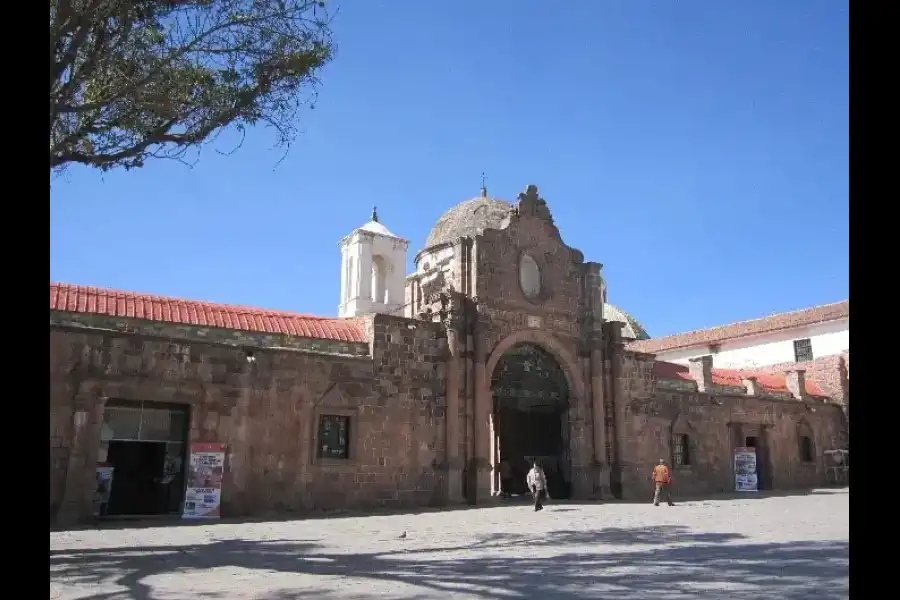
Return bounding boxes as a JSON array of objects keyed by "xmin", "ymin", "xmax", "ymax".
[
  {"xmin": 469, "ymin": 192, "xmax": 605, "ymax": 500},
  {"xmin": 614, "ymin": 352, "xmax": 849, "ymax": 501},
  {"xmin": 475, "ymin": 209, "xmax": 585, "ymax": 324},
  {"xmin": 50, "ymin": 312, "xmax": 446, "ymax": 525},
  {"xmin": 763, "ymin": 352, "xmax": 849, "ymax": 406}
]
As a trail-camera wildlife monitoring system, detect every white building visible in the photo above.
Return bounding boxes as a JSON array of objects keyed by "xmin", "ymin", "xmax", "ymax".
[
  {"xmin": 626, "ymin": 301, "xmax": 849, "ymax": 370},
  {"xmin": 338, "ymin": 208, "xmax": 409, "ymax": 318}
]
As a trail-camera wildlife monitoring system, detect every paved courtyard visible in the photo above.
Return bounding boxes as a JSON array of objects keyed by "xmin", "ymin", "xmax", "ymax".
[{"xmin": 50, "ymin": 488, "xmax": 848, "ymax": 600}]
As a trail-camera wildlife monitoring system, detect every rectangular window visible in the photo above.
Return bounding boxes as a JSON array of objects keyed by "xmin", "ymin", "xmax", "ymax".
[
  {"xmin": 793, "ymin": 338, "xmax": 813, "ymax": 362},
  {"xmin": 317, "ymin": 415, "xmax": 351, "ymax": 460},
  {"xmin": 673, "ymin": 434, "xmax": 691, "ymax": 467},
  {"xmin": 800, "ymin": 436, "xmax": 814, "ymax": 463}
]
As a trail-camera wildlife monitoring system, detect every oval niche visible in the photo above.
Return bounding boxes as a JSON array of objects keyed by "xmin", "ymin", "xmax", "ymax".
[{"xmin": 519, "ymin": 253, "xmax": 542, "ymax": 301}]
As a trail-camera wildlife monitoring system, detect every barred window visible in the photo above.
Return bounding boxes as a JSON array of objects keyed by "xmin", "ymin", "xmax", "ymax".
[
  {"xmin": 673, "ymin": 434, "xmax": 691, "ymax": 467},
  {"xmin": 793, "ymin": 338, "xmax": 813, "ymax": 362},
  {"xmin": 317, "ymin": 415, "xmax": 351, "ymax": 460}
]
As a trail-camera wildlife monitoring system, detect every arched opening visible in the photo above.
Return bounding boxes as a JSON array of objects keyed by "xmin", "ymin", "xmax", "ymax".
[
  {"xmin": 346, "ymin": 256, "xmax": 355, "ymax": 302},
  {"xmin": 797, "ymin": 421, "xmax": 816, "ymax": 463},
  {"xmin": 371, "ymin": 255, "xmax": 387, "ymax": 304},
  {"xmin": 492, "ymin": 343, "xmax": 571, "ymax": 499}
]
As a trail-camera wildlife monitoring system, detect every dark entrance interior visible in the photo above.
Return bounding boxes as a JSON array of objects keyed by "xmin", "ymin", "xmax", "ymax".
[
  {"xmin": 749, "ymin": 434, "xmax": 773, "ymax": 491},
  {"xmin": 492, "ymin": 343, "xmax": 571, "ymax": 499},
  {"xmin": 106, "ymin": 441, "xmax": 167, "ymax": 515},
  {"xmin": 101, "ymin": 400, "xmax": 189, "ymax": 516}
]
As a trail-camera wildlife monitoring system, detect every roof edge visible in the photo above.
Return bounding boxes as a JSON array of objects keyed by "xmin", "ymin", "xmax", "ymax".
[
  {"xmin": 50, "ymin": 281, "xmax": 349, "ymax": 321},
  {"xmin": 628, "ymin": 300, "xmax": 848, "ymax": 354}
]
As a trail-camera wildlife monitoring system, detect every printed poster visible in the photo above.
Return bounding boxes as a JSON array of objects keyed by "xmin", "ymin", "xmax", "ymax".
[
  {"xmin": 734, "ymin": 446, "xmax": 759, "ymax": 492},
  {"xmin": 182, "ymin": 442, "xmax": 226, "ymax": 519},
  {"xmin": 93, "ymin": 465, "xmax": 115, "ymax": 517}
]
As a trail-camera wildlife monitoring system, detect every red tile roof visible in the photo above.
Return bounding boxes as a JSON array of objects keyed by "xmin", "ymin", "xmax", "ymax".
[
  {"xmin": 50, "ymin": 282, "xmax": 366, "ymax": 343},
  {"xmin": 627, "ymin": 301, "xmax": 849, "ymax": 355},
  {"xmin": 653, "ymin": 361, "xmax": 825, "ymax": 396}
]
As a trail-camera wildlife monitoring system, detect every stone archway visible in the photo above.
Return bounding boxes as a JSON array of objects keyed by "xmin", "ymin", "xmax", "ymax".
[{"xmin": 491, "ymin": 343, "xmax": 572, "ymax": 499}]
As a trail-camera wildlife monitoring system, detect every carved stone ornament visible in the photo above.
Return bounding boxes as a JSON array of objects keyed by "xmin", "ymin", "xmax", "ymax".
[{"xmin": 516, "ymin": 184, "xmax": 554, "ymax": 223}]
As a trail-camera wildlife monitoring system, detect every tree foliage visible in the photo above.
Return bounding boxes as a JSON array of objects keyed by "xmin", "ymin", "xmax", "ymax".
[{"xmin": 50, "ymin": 0, "xmax": 334, "ymax": 172}]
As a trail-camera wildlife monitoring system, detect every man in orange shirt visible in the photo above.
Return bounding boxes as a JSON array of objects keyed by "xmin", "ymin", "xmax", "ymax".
[{"xmin": 652, "ymin": 459, "xmax": 675, "ymax": 506}]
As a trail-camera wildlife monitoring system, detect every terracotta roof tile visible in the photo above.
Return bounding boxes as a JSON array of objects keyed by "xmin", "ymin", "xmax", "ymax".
[
  {"xmin": 50, "ymin": 282, "xmax": 366, "ymax": 343},
  {"xmin": 653, "ymin": 361, "xmax": 825, "ymax": 396},
  {"xmin": 627, "ymin": 301, "xmax": 848, "ymax": 355}
]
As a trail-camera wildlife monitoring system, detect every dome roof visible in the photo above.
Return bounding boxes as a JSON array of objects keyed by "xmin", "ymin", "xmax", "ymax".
[
  {"xmin": 423, "ymin": 196, "xmax": 513, "ymax": 250},
  {"xmin": 605, "ymin": 303, "xmax": 650, "ymax": 340}
]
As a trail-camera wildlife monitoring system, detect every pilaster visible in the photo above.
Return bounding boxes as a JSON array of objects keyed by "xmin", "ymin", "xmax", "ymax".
[
  {"xmin": 56, "ymin": 395, "xmax": 106, "ymax": 525},
  {"xmin": 444, "ymin": 327, "xmax": 463, "ymax": 503},
  {"xmin": 590, "ymin": 342, "xmax": 611, "ymax": 498},
  {"xmin": 472, "ymin": 323, "xmax": 492, "ymax": 503}
]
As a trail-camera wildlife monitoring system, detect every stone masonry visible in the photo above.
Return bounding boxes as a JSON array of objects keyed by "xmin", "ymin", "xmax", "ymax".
[
  {"xmin": 49, "ymin": 184, "xmax": 849, "ymax": 525},
  {"xmin": 50, "ymin": 312, "xmax": 445, "ymax": 524}
]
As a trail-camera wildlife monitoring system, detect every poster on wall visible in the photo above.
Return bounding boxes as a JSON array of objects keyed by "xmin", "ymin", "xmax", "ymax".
[
  {"xmin": 734, "ymin": 447, "xmax": 759, "ymax": 492},
  {"xmin": 182, "ymin": 442, "xmax": 226, "ymax": 519},
  {"xmin": 93, "ymin": 465, "xmax": 115, "ymax": 517}
]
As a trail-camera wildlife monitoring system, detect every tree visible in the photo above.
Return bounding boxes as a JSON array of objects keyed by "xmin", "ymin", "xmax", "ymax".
[{"xmin": 50, "ymin": 0, "xmax": 334, "ymax": 173}]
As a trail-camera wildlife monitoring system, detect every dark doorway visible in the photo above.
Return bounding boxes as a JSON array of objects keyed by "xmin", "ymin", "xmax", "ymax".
[
  {"xmin": 743, "ymin": 434, "xmax": 772, "ymax": 490},
  {"xmin": 492, "ymin": 343, "xmax": 571, "ymax": 499},
  {"xmin": 101, "ymin": 400, "xmax": 190, "ymax": 516},
  {"xmin": 106, "ymin": 441, "xmax": 167, "ymax": 515}
]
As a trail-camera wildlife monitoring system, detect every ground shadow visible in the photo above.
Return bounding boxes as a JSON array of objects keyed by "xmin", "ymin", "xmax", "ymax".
[
  {"xmin": 61, "ymin": 503, "xmax": 498, "ymax": 533},
  {"xmin": 51, "ymin": 524, "xmax": 848, "ymax": 600}
]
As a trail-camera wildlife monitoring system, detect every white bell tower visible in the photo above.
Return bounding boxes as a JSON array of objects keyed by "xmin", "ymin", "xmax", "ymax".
[{"xmin": 338, "ymin": 207, "xmax": 409, "ymax": 318}]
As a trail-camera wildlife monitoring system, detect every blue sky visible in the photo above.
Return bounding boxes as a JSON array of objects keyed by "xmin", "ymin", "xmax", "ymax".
[{"xmin": 50, "ymin": 0, "xmax": 848, "ymax": 338}]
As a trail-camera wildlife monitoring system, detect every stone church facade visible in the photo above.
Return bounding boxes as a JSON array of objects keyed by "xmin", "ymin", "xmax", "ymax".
[{"xmin": 50, "ymin": 185, "xmax": 849, "ymax": 525}]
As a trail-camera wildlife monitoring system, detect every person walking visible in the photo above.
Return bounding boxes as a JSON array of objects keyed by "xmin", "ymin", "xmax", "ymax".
[
  {"xmin": 651, "ymin": 459, "xmax": 675, "ymax": 506},
  {"xmin": 526, "ymin": 460, "xmax": 548, "ymax": 511}
]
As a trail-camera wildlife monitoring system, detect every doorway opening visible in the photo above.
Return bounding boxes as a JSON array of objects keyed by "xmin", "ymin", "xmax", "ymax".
[
  {"xmin": 742, "ymin": 434, "xmax": 772, "ymax": 491},
  {"xmin": 99, "ymin": 400, "xmax": 190, "ymax": 516},
  {"xmin": 492, "ymin": 343, "xmax": 571, "ymax": 499}
]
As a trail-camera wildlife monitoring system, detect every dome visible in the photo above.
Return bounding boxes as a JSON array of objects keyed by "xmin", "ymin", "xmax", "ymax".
[
  {"xmin": 604, "ymin": 303, "xmax": 650, "ymax": 340},
  {"xmin": 423, "ymin": 196, "xmax": 513, "ymax": 249}
]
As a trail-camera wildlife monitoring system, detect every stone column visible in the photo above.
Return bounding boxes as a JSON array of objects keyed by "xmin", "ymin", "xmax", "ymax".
[
  {"xmin": 57, "ymin": 394, "xmax": 106, "ymax": 525},
  {"xmin": 599, "ymin": 321, "xmax": 626, "ymax": 499},
  {"xmin": 444, "ymin": 327, "xmax": 463, "ymax": 503},
  {"xmin": 464, "ymin": 329, "xmax": 475, "ymax": 502},
  {"xmin": 590, "ymin": 345, "xmax": 610, "ymax": 497},
  {"xmin": 609, "ymin": 344, "xmax": 629, "ymax": 499},
  {"xmin": 489, "ymin": 411, "xmax": 499, "ymax": 496},
  {"xmin": 473, "ymin": 327, "xmax": 492, "ymax": 503}
]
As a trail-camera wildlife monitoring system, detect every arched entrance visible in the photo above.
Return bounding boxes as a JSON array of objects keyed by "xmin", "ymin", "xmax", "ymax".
[{"xmin": 491, "ymin": 343, "xmax": 571, "ymax": 499}]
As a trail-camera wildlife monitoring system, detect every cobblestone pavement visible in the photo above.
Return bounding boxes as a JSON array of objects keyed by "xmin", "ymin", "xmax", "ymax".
[{"xmin": 50, "ymin": 488, "xmax": 848, "ymax": 600}]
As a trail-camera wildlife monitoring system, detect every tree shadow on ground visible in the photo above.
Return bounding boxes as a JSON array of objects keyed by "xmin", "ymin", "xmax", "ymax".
[
  {"xmin": 50, "ymin": 524, "xmax": 848, "ymax": 600},
  {"xmin": 67, "ymin": 503, "xmax": 495, "ymax": 533}
]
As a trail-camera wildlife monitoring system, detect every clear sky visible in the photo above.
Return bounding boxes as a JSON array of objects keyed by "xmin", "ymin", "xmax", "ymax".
[{"xmin": 49, "ymin": 0, "xmax": 849, "ymax": 338}]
